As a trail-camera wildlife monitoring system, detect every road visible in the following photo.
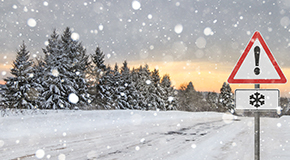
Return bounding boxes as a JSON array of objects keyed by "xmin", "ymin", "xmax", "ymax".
[{"xmin": 0, "ymin": 110, "xmax": 289, "ymax": 160}]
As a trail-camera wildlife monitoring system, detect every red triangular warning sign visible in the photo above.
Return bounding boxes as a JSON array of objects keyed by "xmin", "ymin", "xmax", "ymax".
[{"xmin": 228, "ymin": 31, "xmax": 287, "ymax": 84}]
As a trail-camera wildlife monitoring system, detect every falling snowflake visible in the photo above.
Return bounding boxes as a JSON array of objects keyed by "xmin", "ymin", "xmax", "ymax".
[
  {"xmin": 132, "ymin": 0, "xmax": 141, "ymax": 10},
  {"xmin": 68, "ymin": 93, "xmax": 79, "ymax": 104},
  {"xmin": 35, "ymin": 149, "xmax": 45, "ymax": 159},
  {"xmin": 27, "ymin": 18, "xmax": 37, "ymax": 27},
  {"xmin": 147, "ymin": 14, "xmax": 153, "ymax": 19},
  {"xmin": 43, "ymin": 1, "xmax": 48, "ymax": 6},
  {"xmin": 146, "ymin": 80, "xmax": 151, "ymax": 84},
  {"xmin": 168, "ymin": 96, "xmax": 174, "ymax": 102},
  {"xmin": 191, "ymin": 144, "xmax": 197, "ymax": 149},
  {"xmin": 71, "ymin": 32, "xmax": 80, "ymax": 41},
  {"xmin": 58, "ymin": 154, "xmax": 66, "ymax": 160},
  {"xmin": 174, "ymin": 24, "xmax": 183, "ymax": 34}
]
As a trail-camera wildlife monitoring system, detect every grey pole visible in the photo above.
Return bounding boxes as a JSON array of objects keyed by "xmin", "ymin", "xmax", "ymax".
[{"xmin": 254, "ymin": 84, "xmax": 260, "ymax": 160}]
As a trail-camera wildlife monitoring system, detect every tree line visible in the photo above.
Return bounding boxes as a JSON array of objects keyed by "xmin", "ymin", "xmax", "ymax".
[{"xmin": 1, "ymin": 27, "xmax": 236, "ymax": 112}]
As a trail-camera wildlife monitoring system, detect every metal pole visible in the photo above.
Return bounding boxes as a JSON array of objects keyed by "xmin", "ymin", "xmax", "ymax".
[{"xmin": 254, "ymin": 84, "xmax": 260, "ymax": 160}]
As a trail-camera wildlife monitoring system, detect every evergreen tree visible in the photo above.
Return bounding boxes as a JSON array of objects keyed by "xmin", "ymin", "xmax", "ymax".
[
  {"xmin": 62, "ymin": 27, "xmax": 91, "ymax": 109},
  {"xmin": 3, "ymin": 42, "xmax": 34, "ymax": 109},
  {"xmin": 42, "ymin": 29, "xmax": 70, "ymax": 109},
  {"xmin": 206, "ymin": 91, "xmax": 219, "ymax": 111},
  {"xmin": 42, "ymin": 28, "xmax": 90, "ymax": 110},
  {"xmin": 185, "ymin": 82, "xmax": 197, "ymax": 111},
  {"xmin": 151, "ymin": 69, "xmax": 165, "ymax": 110},
  {"xmin": 87, "ymin": 47, "xmax": 106, "ymax": 95},
  {"xmin": 29, "ymin": 58, "xmax": 45, "ymax": 108},
  {"xmin": 112, "ymin": 63, "xmax": 129, "ymax": 109},
  {"xmin": 161, "ymin": 74, "xmax": 177, "ymax": 110},
  {"xmin": 96, "ymin": 65, "xmax": 114, "ymax": 109},
  {"xmin": 129, "ymin": 67, "xmax": 141, "ymax": 109},
  {"xmin": 120, "ymin": 61, "xmax": 138, "ymax": 109},
  {"xmin": 219, "ymin": 82, "xmax": 234, "ymax": 112},
  {"xmin": 135, "ymin": 64, "xmax": 156, "ymax": 110}
]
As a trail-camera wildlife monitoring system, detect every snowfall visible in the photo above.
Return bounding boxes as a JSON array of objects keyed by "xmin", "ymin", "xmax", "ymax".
[{"xmin": 1, "ymin": 110, "xmax": 290, "ymax": 160}]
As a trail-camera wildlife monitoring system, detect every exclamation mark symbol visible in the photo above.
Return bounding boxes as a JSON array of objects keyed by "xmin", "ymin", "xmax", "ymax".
[{"xmin": 254, "ymin": 46, "xmax": 260, "ymax": 75}]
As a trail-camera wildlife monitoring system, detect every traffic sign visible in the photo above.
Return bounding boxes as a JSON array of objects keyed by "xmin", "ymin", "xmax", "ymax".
[
  {"xmin": 228, "ymin": 31, "xmax": 287, "ymax": 84},
  {"xmin": 235, "ymin": 89, "xmax": 279, "ymax": 110}
]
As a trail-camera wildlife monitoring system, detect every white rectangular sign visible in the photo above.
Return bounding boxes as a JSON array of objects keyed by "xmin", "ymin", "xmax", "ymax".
[{"xmin": 235, "ymin": 89, "xmax": 279, "ymax": 110}]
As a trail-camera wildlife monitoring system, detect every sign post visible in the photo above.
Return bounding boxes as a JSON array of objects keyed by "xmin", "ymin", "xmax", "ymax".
[
  {"xmin": 227, "ymin": 31, "xmax": 287, "ymax": 160},
  {"xmin": 254, "ymin": 84, "xmax": 260, "ymax": 160}
]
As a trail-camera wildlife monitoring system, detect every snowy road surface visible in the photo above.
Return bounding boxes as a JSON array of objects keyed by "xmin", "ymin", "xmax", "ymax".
[{"xmin": 1, "ymin": 110, "xmax": 290, "ymax": 160}]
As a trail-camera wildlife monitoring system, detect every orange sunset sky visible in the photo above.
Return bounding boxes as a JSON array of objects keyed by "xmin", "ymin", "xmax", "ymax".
[
  {"xmin": 0, "ymin": 55, "xmax": 290, "ymax": 97},
  {"xmin": 130, "ymin": 60, "xmax": 290, "ymax": 97}
]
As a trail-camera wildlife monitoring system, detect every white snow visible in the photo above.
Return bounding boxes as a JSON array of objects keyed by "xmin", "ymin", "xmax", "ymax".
[
  {"xmin": 35, "ymin": 149, "xmax": 45, "ymax": 159},
  {"xmin": 12, "ymin": 5, "xmax": 17, "ymax": 9},
  {"xmin": 195, "ymin": 37, "xmax": 206, "ymax": 49},
  {"xmin": 43, "ymin": 1, "xmax": 48, "ymax": 6},
  {"xmin": 203, "ymin": 27, "xmax": 214, "ymax": 36},
  {"xmin": 145, "ymin": 79, "xmax": 151, "ymax": 85},
  {"xmin": 51, "ymin": 69, "xmax": 59, "ymax": 77},
  {"xmin": 1, "ymin": 110, "xmax": 290, "ymax": 159},
  {"xmin": 27, "ymin": 18, "xmax": 37, "ymax": 27},
  {"xmin": 1, "ymin": 71, "xmax": 6, "ymax": 76},
  {"xmin": 68, "ymin": 93, "xmax": 79, "ymax": 104},
  {"xmin": 147, "ymin": 14, "xmax": 152, "ymax": 19},
  {"xmin": 71, "ymin": 32, "xmax": 80, "ymax": 41},
  {"xmin": 99, "ymin": 24, "xmax": 104, "ymax": 31},
  {"xmin": 174, "ymin": 24, "xmax": 183, "ymax": 34},
  {"xmin": 132, "ymin": 0, "xmax": 141, "ymax": 10}
]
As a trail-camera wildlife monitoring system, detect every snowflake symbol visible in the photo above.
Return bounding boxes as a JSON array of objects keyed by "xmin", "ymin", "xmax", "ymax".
[{"xmin": 249, "ymin": 92, "xmax": 265, "ymax": 108}]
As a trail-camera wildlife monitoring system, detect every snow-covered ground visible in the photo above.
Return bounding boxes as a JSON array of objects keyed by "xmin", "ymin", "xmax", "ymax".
[{"xmin": 0, "ymin": 110, "xmax": 290, "ymax": 160}]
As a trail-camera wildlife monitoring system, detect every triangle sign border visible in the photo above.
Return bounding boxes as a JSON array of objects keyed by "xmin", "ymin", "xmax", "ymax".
[{"xmin": 227, "ymin": 31, "xmax": 287, "ymax": 84}]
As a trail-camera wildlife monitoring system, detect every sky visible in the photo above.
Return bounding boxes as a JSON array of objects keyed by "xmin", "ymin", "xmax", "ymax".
[{"xmin": 1, "ymin": 0, "xmax": 290, "ymax": 96}]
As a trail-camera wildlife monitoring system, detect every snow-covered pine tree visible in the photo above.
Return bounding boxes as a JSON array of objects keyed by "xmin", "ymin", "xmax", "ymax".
[
  {"xmin": 3, "ymin": 42, "xmax": 34, "ymax": 109},
  {"xmin": 161, "ymin": 74, "xmax": 177, "ymax": 110},
  {"xmin": 87, "ymin": 46, "xmax": 106, "ymax": 99},
  {"xmin": 112, "ymin": 63, "xmax": 128, "ymax": 109},
  {"xmin": 96, "ymin": 65, "xmax": 114, "ymax": 109},
  {"xmin": 61, "ymin": 27, "xmax": 91, "ymax": 109},
  {"xmin": 151, "ymin": 69, "xmax": 165, "ymax": 110},
  {"xmin": 219, "ymin": 82, "xmax": 234, "ymax": 113},
  {"xmin": 91, "ymin": 46, "xmax": 106, "ymax": 80},
  {"xmin": 42, "ymin": 29, "xmax": 70, "ymax": 109},
  {"xmin": 129, "ymin": 67, "xmax": 141, "ymax": 109},
  {"xmin": 121, "ymin": 61, "xmax": 140, "ymax": 109},
  {"xmin": 42, "ymin": 28, "xmax": 90, "ymax": 110},
  {"xmin": 135, "ymin": 64, "xmax": 156, "ymax": 110},
  {"xmin": 29, "ymin": 58, "xmax": 45, "ymax": 109}
]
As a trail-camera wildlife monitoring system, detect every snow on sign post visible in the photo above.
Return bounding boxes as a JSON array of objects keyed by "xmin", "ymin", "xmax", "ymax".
[{"xmin": 227, "ymin": 31, "xmax": 287, "ymax": 160}]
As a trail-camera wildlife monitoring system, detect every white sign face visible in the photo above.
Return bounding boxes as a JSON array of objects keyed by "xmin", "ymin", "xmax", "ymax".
[
  {"xmin": 227, "ymin": 31, "xmax": 287, "ymax": 84},
  {"xmin": 235, "ymin": 89, "xmax": 279, "ymax": 110},
  {"xmin": 234, "ymin": 40, "xmax": 279, "ymax": 79}
]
